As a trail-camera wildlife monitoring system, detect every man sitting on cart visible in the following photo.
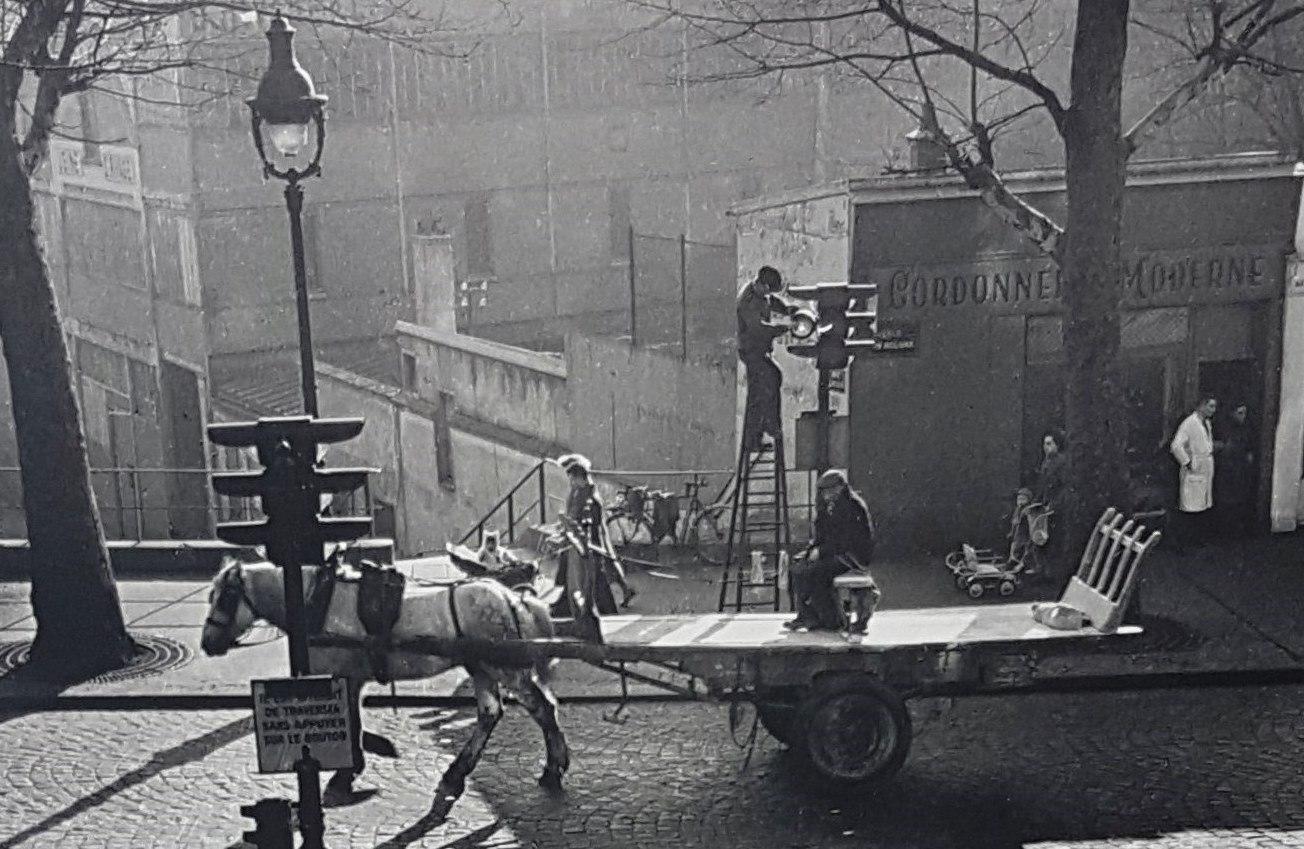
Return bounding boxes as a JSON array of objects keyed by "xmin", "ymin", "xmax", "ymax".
[{"xmin": 786, "ymin": 469, "xmax": 877, "ymax": 632}]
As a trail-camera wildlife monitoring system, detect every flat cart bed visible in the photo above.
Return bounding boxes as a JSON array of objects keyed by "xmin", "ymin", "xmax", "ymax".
[
  {"xmin": 601, "ymin": 605, "xmax": 1134, "ymax": 653},
  {"xmin": 592, "ymin": 606, "xmax": 1140, "ymax": 699}
]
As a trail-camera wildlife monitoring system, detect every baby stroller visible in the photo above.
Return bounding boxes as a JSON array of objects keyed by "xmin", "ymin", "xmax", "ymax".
[{"xmin": 945, "ymin": 488, "xmax": 1053, "ymax": 599}]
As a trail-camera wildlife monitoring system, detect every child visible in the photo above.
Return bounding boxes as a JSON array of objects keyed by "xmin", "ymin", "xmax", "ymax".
[{"xmin": 1008, "ymin": 488, "xmax": 1039, "ymax": 575}]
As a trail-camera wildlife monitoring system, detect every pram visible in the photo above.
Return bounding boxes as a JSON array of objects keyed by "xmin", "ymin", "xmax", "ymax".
[{"xmin": 945, "ymin": 490, "xmax": 1053, "ymax": 599}]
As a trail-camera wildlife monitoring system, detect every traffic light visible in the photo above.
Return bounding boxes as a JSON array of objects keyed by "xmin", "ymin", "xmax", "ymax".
[
  {"xmin": 240, "ymin": 797, "xmax": 294, "ymax": 849},
  {"xmin": 785, "ymin": 282, "xmax": 878, "ymax": 369},
  {"xmin": 208, "ymin": 416, "xmax": 376, "ymax": 566}
]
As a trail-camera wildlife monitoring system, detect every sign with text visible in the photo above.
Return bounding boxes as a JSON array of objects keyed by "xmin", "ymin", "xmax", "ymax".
[
  {"xmin": 872, "ymin": 317, "xmax": 918, "ymax": 353},
  {"xmin": 252, "ymin": 676, "xmax": 356, "ymax": 774},
  {"xmin": 876, "ymin": 245, "xmax": 1284, "ymax": 315}
]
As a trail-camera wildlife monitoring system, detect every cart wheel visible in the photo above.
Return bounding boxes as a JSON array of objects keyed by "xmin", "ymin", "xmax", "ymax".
[
  {"xmin": 794, "ymin": 675, "xmax": 911, "ymax": 786},
  {"xmin": 756, "ymin": 700, "xmax": 797, "ymax": 747},
  {"xmin": 954, "ymin": 575, "xmax": 970, "ymax": 590},
  {"xmin": 967, "ymin": 582, "xmax": 986, "ymax": 599},
  {"xmin": 999, "ymin": 580, "xmax": 1016, "ymax": 597}
]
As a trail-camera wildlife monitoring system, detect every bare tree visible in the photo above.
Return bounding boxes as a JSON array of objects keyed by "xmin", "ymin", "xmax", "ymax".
[
  {"xmin": 0, "ymin": 0, "xmax": 487, "ymax": 674},
  {"xmin": 630, "ymin": 0, "xmax": 1304, "ymax": 543}
]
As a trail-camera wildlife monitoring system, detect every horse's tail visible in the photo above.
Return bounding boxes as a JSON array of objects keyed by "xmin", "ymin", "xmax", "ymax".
[{"xmin": 513, "ymin": 586, "xmax": 559, "ymax": 685}]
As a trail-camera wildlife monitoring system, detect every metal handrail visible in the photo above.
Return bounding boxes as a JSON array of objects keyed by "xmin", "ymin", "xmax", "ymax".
[{"xmin": 458, "ymin": 459, "xmax": 552, "ymax": 547}]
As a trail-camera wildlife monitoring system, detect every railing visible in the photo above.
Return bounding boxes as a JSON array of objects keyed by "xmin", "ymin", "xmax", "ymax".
[
  {"xmin": 458, "ymin": 460, "xmax": 552, "ymax": 548},
  {"xmin": 0, "ymin": 466, "xmax": 375, "ymax": 543},
  {"xmin": 455, "ymin": 461, "xmax": 820, "ymax": 553}
]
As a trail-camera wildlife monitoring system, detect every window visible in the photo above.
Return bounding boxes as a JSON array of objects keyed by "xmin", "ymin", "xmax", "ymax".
[
  {"xmin": 434, "ymin": 390, "xmax": 455, "ymax": 490},
  {"xmin": 77, "ymin": 93, "xmax": 101, "ymax": 165},
  {"xmin": 608, "ymin": 184, "xmax": 631, "ymax": 261},
  {"xmin": 177, "ymin": 218, "xmax": 201, "ymax": 305},
  {"xmin": 401, "ymin": 352, "xmax": 417, "ymax": 392},
  {"xmin": 464, "ymin": 193, "xmax": 493, "ymax": 277}
]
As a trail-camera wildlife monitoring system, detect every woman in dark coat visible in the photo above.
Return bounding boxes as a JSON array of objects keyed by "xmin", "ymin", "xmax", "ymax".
[{"xmin": 1035, "ymin": 430, "xmax": 1069, "ymax": 581}]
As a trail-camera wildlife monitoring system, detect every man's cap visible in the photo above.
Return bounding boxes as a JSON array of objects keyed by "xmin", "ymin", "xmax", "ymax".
[{"xmin": 817, "ymin": 469, "xmax": 848, "ymax": 490}]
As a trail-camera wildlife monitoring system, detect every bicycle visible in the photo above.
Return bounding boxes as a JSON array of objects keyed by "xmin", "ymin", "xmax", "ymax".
[
  {"xmin": 605, "ymin": 483, "xmax": 654, "ymax": 548},
  {"xmin": 676, "ymin": 474, "xmax": 729, "ymax": 565}
]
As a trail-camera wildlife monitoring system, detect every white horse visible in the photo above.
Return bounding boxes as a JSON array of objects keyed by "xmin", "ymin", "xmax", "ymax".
[{"xmin": 200, "ymin": 557, "xmax": 570, "ymax": 802}]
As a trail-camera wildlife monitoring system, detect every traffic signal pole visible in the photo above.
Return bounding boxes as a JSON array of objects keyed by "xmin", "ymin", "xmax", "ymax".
[
  {"xmin": 816, "ymin": 367, "xmax": 832, "ymax": 474},
  {"xmin": 209, "ymin": 417, "xmax": 376, "ymax": 849}
]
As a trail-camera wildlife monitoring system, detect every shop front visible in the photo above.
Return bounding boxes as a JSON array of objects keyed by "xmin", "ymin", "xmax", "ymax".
[{"xmin": 844, "ymin": 155, "xmax": 1303, "ymax": 555}]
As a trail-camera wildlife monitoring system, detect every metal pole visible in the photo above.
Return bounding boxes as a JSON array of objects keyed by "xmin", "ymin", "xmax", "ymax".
[
  {"xmin": 627, "ymin": 224, "xmax": 637, "ymax": 348},
  {"xmin": 679, "ymin": 233, "xmax": 688, "ymax": 360},
  {"xmin": 284, "ymin": 178, "xmax": 320, "ymax": 417},
  {"xmin": 275, "ymin": 475, "xmax": 320, "ymax": 849},
  {"xmin": 816, "ymin": 368, "xmax": 831, "ymax": 474}
]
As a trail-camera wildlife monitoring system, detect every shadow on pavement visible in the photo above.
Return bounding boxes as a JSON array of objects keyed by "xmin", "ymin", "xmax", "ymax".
[{"xmin": 0, "ymin": 715, "xmax": 252, "ymax": 849}]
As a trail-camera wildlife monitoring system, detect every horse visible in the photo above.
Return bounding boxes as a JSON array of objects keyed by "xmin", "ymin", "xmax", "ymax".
[{"xmin": 199, "ymin": 556, "xmax": 570, "ymax": 802}]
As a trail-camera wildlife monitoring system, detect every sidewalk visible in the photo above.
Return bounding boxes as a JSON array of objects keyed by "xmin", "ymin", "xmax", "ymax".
[{"xmin": 1, "ymin": 533, "xmax": 1302, "ymax": 704}]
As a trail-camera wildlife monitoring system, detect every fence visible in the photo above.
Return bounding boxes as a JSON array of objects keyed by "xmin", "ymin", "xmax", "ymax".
[
  {"xmin": 626, "ymin": 229, "xmax": 736, "ymax": 361},
  {"xmin": 0, "ymin": 467, "xmax": 374, "ymax": 543}
]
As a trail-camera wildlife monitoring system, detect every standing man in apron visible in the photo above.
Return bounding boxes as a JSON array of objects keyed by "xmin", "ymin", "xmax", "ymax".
[{"xmin": 1170, "ymin": 396, "xmax": 1218, "ymax": 552}]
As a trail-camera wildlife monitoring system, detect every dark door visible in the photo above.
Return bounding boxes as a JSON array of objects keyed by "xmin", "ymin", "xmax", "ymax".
[
  {"xmin": 1198, "ymin": 358, "xmax": 1261, "ymax": 524},
  {"xmin": 161, "ymin": 362, "xmax": 208, "ymax": 538}
]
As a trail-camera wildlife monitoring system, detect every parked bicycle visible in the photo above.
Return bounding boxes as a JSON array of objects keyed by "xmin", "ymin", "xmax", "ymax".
[
  {"xmin": 606, "ymin": 482, "xmax": 678, "ymax": 548},
  {"xmin": 676, "ymin": 474, "xmax": 729, "ymax": 563}
]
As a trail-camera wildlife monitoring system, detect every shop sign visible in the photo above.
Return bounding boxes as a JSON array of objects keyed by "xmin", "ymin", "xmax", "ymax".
[{"xmin": 878, "ymin": 245, "xmax": 1283, "ymax": 314}]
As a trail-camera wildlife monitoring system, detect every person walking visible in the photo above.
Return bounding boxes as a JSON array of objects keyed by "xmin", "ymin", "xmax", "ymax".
[
  {"xmin": 785, "ymin": 469, "xmax": 876, "ymax": 631},
  {"xmin": 1170, "ymin": 396, "xmax": 1218, "ymax": 552},
  {"xmin": 736, "ymin": 266, "xmax": 797, "ymax": 451},
  {"xmin": 549, "ymin": 455, "xmax": 634, "ymax": 630}
]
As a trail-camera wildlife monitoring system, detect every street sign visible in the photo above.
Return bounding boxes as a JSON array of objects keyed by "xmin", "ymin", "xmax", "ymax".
[
  {"xmin": 252, "ymin": 676, "xmax": 356, "ymax": 774},
  {"xmin": 873, "ymin": 317, "xmax": 918, "ymax": 353}
]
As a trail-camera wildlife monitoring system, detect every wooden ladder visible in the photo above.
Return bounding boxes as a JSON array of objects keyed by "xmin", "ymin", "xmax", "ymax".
[{"xmin": 717, "ymin": 437, "xmax": 792, "ymax": 612}]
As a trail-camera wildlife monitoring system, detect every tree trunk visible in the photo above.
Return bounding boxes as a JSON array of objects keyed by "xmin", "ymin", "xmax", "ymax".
[
  {"xmin": 0, "ymin": 123, "xmax": 134, "ymax": 674},
  {"xmin": 1061, "ymin": 1, "xmax": 1132, "ymax": 546}
]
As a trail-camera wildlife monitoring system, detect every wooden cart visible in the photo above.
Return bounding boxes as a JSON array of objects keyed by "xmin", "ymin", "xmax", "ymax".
[{"xmin": 320, "ymin": 509, "xmax": 1158, "ymax": 787}]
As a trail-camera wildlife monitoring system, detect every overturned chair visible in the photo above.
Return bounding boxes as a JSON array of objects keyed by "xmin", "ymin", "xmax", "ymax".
[{"xmin": 1043, "ymin": 507, "xmax": 1162, "ymax": 634}]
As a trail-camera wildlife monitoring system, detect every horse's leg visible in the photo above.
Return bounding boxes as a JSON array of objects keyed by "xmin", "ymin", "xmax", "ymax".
[
  {"xmin": 325, "ymin": 678, "xmax": 367, "ymax": 800},
  {"xmin": 516, "ymin": 673, "xmax": 569, "ymax": 790},
  {"xmin": 436, "ymin": 669, "xmax": 502, "ymax": 799}
]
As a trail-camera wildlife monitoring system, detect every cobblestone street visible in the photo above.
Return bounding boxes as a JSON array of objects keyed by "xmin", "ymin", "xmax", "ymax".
[{"xmin": 4, "ymin": 683, "xmax": 1304, "ymax": 848}]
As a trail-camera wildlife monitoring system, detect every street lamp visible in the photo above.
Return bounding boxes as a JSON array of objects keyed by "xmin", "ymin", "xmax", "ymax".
[{"xmin": 248, "ymin": 12, "xmax": 328, "ymax": 417}]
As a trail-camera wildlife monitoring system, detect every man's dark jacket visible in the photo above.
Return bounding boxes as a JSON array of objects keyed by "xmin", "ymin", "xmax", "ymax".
[
  {"xmin": 813, "ymin": 490, "xmax": 876, "ymax": 566},
  {"xmin": 736, "ymin": 286, "xmax": 787, "ymax": 360}
]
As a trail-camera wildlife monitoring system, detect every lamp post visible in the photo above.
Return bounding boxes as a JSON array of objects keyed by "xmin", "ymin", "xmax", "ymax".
[
  {"xmin": 245, "ymin": 15, "xmax": 330, "ymax": 849},
  {"xmin": 248, "ymin": 12, "xmax": 328, "ymax": 418}
]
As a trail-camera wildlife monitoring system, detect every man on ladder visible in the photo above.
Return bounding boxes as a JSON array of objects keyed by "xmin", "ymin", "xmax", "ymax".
[{"xmin": 736, "ymin": 266, "xmax": 798, "ymax": 450}]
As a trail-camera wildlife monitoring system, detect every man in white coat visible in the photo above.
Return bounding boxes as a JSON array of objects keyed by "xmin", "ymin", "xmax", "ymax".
[{"xmin": 1170, "ymin": 396, "xmax": 1218, "ymax": 551}]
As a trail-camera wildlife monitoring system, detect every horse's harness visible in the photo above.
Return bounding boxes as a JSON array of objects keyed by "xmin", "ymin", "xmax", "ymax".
[
  {"xmin": 210, "ymin": 560, "xmax": 531, "ymax": 676},
  {"xmin": 206, "ymin": 561, "xmax": 336, "ymax": 646},
  {"xmin": 205, "ymin": 563, "xmax": 268, "ymax": 639}
]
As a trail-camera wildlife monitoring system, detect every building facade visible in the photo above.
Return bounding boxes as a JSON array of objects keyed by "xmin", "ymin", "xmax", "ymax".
[{"xmin": 826, "ymin": 154, "xmax": 1303, "ymax": 555}]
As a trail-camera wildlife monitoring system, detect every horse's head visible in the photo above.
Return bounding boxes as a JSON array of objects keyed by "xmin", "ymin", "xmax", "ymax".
[{"xmin": 201, "ymin": 557, "xmax": 266, "ymax": 656}]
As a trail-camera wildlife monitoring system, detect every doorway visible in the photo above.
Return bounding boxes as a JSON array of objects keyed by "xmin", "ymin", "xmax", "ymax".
[
  {"xmin": 1198, "ymin": 358, "xmax": 1262, "ymax": 525},
  {"xmin": 161, "ymin": 362, "xmax": 208, "ymax": 538}
]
